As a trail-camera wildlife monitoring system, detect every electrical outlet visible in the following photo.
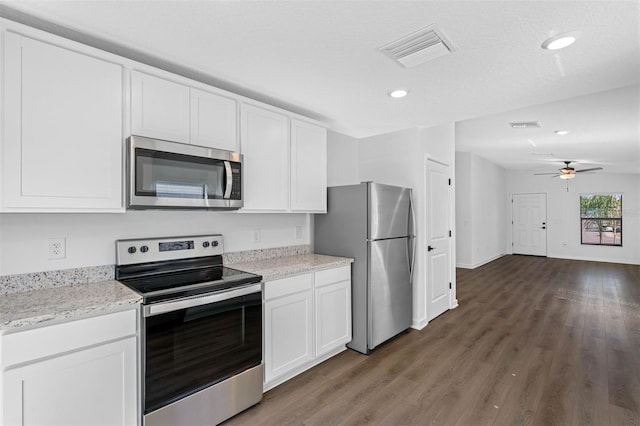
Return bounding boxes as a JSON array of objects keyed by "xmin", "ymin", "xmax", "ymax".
[
  {"xmin": 253, "ymin": 229, "xmax": 261, "ymax": 243},
  {"xmin": 295, "ymin": 226, "xmax": 303, "ymax": 239},
  {"xmin": 48, "ymin": 238, "xmax": 66, "ymax": 259}
]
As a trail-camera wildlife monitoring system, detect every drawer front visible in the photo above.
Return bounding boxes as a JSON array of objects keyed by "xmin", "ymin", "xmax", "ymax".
[
  {"xmin": 1, "ymin": 309, "xmax": 137, "ymax": 368},
  {"xmin": 315, "ymin": 265, "xmax": 351, "ymax": 288},
  {"xmin": 264, "ymin": 273, "xmax": 313, "ymax": 300}
]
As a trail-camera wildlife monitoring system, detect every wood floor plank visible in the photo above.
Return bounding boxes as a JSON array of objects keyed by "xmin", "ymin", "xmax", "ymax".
[
  {"xmin": 224, "ymin": 256, "xmax": 640, "ymax": 426},
  {"xmin": 575, "ymin": 335, "xmax": 610, "ymax": 426}
]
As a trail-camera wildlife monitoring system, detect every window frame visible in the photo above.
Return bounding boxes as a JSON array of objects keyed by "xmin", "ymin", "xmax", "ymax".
[{"xmin": 579, "ymin": 193, "xmax": 623, "ymax": 247}]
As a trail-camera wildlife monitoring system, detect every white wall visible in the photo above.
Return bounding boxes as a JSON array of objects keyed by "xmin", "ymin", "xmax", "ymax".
[
  {"xmin": 0, "ymin": 211, "xmax": 310, "ymax": 275},
  {"xmin": 359, "ymin": 124, "xmax": 456, "ymax": 329},
  {"xmin": 506, "ymin": 171, "xmax": 640, "ymax": 265},
  {"xmin": 327, "ymin": 130, "xmax": 359, "ymax": 186},
  {"xmin": 455, "ymin": 152, "xmax": 507, "ymax": 268},
  {"xmin": 455, "ymin": 152, "xmax": 473, "ymax": 266}
]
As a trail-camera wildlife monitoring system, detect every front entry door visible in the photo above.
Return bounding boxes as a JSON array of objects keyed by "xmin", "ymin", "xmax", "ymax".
[
  {"xmin": 426, "ymin": 160, "xmax": 451, "ymax": 321},
  {"xmin": 512, "ymin": 193, "xmax": 547, "ymax": 256}
]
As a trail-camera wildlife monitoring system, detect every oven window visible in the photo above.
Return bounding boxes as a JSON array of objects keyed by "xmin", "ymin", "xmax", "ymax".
[
  {"xmin": 135, "ymin": 148, "xmax": 225, "ymax": 199},
  {"xmin": 144, "ymin": 292, "xmax": 262, "ymax": 414}
]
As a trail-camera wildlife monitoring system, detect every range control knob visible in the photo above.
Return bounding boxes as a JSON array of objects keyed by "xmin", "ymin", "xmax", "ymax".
[
  {"xmin": 202, "ymin": 241, "xmax": 210, "ymax": 248},
  {"xmin": 212, "ymin": 240, "xmax": 219, "ymax": 247},
  {"xmin": 140, "ymin": 245, "xmax": 149, "ymax": 253},
  {"xmin": 127, "ymin": 246, "xmax": 137, "ymax": 254}
]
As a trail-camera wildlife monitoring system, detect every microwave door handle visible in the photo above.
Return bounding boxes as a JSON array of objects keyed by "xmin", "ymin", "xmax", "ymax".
[{"xmin": 223, "ymin": 161, "xmax": 233, "ymax": 199}]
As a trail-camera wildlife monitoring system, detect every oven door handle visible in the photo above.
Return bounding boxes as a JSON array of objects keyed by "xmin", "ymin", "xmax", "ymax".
[{"xmin": 144, "ymin": 283, "xmax": 262, "ymax": 317}]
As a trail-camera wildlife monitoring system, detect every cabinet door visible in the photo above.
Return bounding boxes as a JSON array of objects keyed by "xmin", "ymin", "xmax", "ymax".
[
  {"xmin": 2, "ymin": 337, "xmax": 137, "ymax": 426},
  {"xmin": 264, "ymin": 290, "xmax": 313, "ymax": 383},
  {"xmin": 290, "ymin": 119, "xmax": 327, "ymax": 212},
  {"xmin": 2, "ymin": 32, "xmax": 123, "ymax": 211},
  {"xmin": 190, "ymin": 87, "xmax": 238, "ymax": 151},
  {"xmin": 240, "ymin": 104, "xmax": 289, "ymax": 211},
  {"xmin": 315, "ymin": 280, "xmax": 352, "ymax": 357},
  {"xmin": 131, "ymin": 71, "xmax": 190, "ymax": 143}
]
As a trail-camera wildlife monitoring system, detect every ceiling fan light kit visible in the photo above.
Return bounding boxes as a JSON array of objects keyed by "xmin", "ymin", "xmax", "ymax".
[{"xmin": 534, "ymin": 161, "xmax": 603, "ymax": 190}]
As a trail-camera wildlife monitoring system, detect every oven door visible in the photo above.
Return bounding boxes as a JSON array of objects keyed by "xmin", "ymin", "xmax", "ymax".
[
  {"xmin": 128, "ymin": 135, "xmax": 242, "ymax": 209},
  {"xmin": 142, "ymin": 283, "xmax": 262, "ymax": 415}
]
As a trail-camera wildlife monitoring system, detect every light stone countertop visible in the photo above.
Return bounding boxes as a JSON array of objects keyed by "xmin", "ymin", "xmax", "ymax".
[
  {"xmin": 0, "ymin": 280, "xmax": 141, "ymax": 331},
  {"xmin": 0, "ymin": 251, "xmax": 350, "ymax": 331},
  {"xmin": 228, "ymin": 253, "xmax": 353, "ymax": 281}
]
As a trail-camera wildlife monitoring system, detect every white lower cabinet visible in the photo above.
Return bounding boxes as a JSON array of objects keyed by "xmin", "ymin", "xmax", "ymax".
[
  {"xmin": 315, "ymin": 279, "xmax": 351, "ymax": 357},
  {"xmin": 263, "ymin": 265, "xmax": 351, "ymax": 390},
  {"xmin": 264, "ymin": 283, "xmax": 314, "ymax": 384},
  {"xmin": 1, "ymin": 309, "xmax": 138, "ymax": 426}
]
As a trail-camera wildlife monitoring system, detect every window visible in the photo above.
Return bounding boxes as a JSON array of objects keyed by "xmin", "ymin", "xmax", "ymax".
[{"xmin": 580, "ymin": 194, "xmax": 622, "ymax": 246}]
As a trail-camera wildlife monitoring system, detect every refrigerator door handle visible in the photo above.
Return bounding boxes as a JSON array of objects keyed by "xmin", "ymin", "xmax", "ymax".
[{"xmin": 409, "ymin": 191, "xmax": 417, "ymax": 284}]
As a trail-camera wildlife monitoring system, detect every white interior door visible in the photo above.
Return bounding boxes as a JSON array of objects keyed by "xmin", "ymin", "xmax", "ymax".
[
  {"xmin": 512, "ymin": 193, "xmax": 547, "ymax": 256},
  {"xmin": 426, "ymin": 160, "xmax": 452, "ymax": 321}
]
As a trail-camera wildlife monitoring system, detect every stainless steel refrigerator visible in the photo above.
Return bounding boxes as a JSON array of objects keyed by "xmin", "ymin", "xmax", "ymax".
[{"xmin": 314, "ymin": 182, "xmax": 414, "ymax": 354}]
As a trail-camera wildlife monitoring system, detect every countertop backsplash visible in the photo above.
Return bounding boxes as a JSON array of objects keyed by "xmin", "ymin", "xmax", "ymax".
[
  {"xmin": 0, "ymin": 265, "xmax": 115, "ymax": 296},
  {"xmin": 222, "ymin": 245, "xmax": 311, "ymax": 264}
]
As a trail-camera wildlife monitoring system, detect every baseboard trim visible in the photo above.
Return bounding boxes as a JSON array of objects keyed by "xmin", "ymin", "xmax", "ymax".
[
  {"xmin": 263, "ymin": 345, "xmax": 347, "ymax": 392},
  {"xmin": 411, "ymin": 318, "xmax": 429, "ymax": 330},
  {"xmin": 549, "ymin": 254, "xmax": 639, "ymax": 266},
  {"xmin": 456, "ymin": 253, "xmax": 506, "ymax": 269}
]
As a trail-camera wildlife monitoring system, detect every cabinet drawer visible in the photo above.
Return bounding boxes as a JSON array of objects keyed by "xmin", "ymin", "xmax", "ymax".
[
  {"xmin": 315, "ymin": 265, "xmax": 351, "ymax": 288},
  {"xmin": 1, "ymin": 309, "xmax": 137, "ymax": 368},
  {"xmin": 264, "ymin": 273, "xmax": 313, "ymax": 300}
]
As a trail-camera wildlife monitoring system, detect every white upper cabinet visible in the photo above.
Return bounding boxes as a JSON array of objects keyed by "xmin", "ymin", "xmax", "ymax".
[
  {"xmin": 291, "ymin": 119, "xmax": 327, "ymax": 212},
  {"xmin": 241, "ymin": 104, "xmax": 327, "ymax": 213},
  {"xmin": 131, "ymin": 71, "xmax": 239, "ymax": 151},
  {"xmin": 190, "ymin": 87, "xmax": 238, "ymax": 151},
  {"xmin": 241, "ymin": 103, "xmax": 290, "ymax": 211},
  {"xmin": 2, "ymin": 31, "xmax": 123, "ymax": 212},
  {"xmin": 131, "ymin": 71, "xmax": 191, "ymax": 144}
]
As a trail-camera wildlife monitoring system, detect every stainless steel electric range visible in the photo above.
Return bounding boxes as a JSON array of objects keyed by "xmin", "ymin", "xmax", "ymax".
[{"xmin": 115, "ymin": 234, "xmax": 263, "ymax": 426}]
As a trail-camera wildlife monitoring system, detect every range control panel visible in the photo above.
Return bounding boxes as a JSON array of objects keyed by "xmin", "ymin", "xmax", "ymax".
[{"xmin": 116, "ymin": 234, "xmax": 224, "ymax": 265}]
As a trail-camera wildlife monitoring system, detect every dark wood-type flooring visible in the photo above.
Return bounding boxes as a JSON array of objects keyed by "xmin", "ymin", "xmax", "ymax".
[{"xmin": 226, "ymin": 255, "xmax": 640, "ymax": 425}]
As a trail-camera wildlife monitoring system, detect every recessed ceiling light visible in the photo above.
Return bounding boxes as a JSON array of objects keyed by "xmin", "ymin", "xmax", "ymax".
[
  {"xmin": 555, "ymin": 130, "xmax": 570, "ymax": 135},
  {"xmin": 541, "ymin": 33, "xmax": 577, "ymax": 50},
  {"xmin": 389, "ymin": 89, "xmax": 408, "ymax": 98}
]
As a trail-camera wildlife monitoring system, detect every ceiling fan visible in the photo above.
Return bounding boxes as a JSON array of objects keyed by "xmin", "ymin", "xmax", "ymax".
[{"xmin": 534, "ymin": 161, "xmax": 603, "ymax": 180}]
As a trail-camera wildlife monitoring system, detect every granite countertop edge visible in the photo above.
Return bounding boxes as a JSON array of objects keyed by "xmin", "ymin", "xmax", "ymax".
[
  {"xmin": 0, "ymin": 280, "xmax": 141, "ymax": 332},
  {"xmin": 2, "ymin": 253, "xmax": 352, "ymax": 331},
  {"xmin": 228, "ymin": 253, "xmax": 354, "ymax": 281}
]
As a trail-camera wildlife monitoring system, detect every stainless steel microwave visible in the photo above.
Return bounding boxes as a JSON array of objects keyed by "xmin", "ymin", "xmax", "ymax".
[{"xmin": 127, "ymin": 136, "xmax": 242, "ymax": 210}]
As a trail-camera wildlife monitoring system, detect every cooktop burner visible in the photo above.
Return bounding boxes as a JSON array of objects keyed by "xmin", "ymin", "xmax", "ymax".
[
  {"xmin": 115, "ymin": 234, "xmax": 262, "ymax": 304},
  {"xmin": 118, "ymin": 266, "xmax": 261, "ymax": 303}
]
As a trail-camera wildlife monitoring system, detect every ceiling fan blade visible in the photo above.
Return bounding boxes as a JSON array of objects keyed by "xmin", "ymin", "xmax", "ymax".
[
  {"xmin": 550, "ymin": 174, "xmax": 561, "ymax": 178},
  {"xmin": 575, "ymin": 167, "xmax": 603, "ymax": 173},
  {"xmin": 534, "ymin": 172, "xmax": 559, "ymax": 175}
]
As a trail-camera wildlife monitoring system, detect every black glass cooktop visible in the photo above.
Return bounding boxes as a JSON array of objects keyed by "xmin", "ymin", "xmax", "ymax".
[{"xmin": 118, "ymin": 265, "xmax": 262, "ymax": 304}]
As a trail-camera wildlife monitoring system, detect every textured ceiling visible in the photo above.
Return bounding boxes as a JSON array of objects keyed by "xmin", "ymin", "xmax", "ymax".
[{"xmin": 1, "ymin": 1, "xmax": 639, "ymax": 173}]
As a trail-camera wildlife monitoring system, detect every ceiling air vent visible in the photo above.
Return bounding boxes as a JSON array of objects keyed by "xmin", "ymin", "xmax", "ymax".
[
  {"xmin": 379, "ymin": 24, "xmax": 455, "ymax": 68},
  {"xmin": 509, "ymin": 121, "xmax": 542, "ymax": 129}
]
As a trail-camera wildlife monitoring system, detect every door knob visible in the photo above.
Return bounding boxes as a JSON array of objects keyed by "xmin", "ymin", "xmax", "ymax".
[
  {"xmin": 428, "ymin": 245, "xmax": 435, "ymax": 251},
  {"xmin": 540, "ymin": 226, "xmax": 546, "ymax": 229}
]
